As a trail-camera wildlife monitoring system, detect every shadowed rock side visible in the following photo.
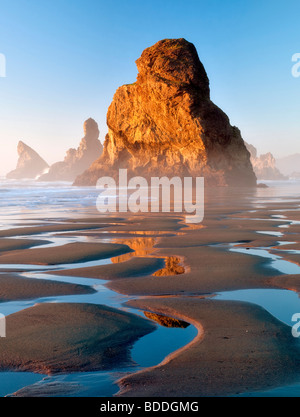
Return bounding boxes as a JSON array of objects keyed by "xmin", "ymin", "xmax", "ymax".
[
  {"xmin": 74, "ymin": 39, "xmax": 256, "ymax": 187},
  {"xmin": 245, "ymin": 142, "xmax": 287, "ymax": 181},
  {"xmin": 7, "ymin": 141, "xmax": 49, "ymax": 180},
  {"xmin": 39, "ymin": 118, "xmax": 103, "ymax": 182}
]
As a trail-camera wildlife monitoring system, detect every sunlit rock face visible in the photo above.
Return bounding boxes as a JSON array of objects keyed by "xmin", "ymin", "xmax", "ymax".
[
  {"xmin": 7, "ymin": 141, "xmax": 49, "ymax": 179},
  {"xmin": 245, "ymin": 142, "xmax": 287, "ymax": 181},
  {"xmin": 74, "ymin": 39, "xmax": 256, "ymax": 187},
  {"xmin": 39, "ymin": 118, "xmax": 103, "ymax": 182}
]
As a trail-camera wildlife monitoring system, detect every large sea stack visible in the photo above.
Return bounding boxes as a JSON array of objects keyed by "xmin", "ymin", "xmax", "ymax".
[
  {"xmin": 7, "ymin": 141, "xmax": 49, "ymax": 180},
  {"xmin": 39, "ymin": 118, "xmax": 103, "ymax": 182},
  {"xmin": 74, "ymin": 39, "xmax": 256, "ymax": 187}
]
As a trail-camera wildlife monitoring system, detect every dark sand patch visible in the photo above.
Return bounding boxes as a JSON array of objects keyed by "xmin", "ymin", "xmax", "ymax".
[
  {"xmin": 269, "ymin": 275, "xmax": 300, "ymax": 293},
  {"xmin": 101, "ymin": 216, "xmax": 187, "ymax": 233},
  {"xmin": 0, "ymin": 239, "xmax": 51, "ymax": 252},
  {"xmin": 155, "ymin": 224, "xmax": 277, "ymax": 249},
  {"xmin": 235, "ymin": 239, "xmax": 280, "ymax": 249},
  {"xmin": 118, "ymin": 298, "xmax": 300, "ymax": 397},
  {"xmin": 51, "ymin": 257, "xmax": 165, "ymax": 280},
  {"xmin": 55, "ymin": 231, "xmax": 175, "ymax": 239},
  {"xmin": 62, "ymin": 215, "xmax": 186, "ymax": 233},
  {"xmin": 0, "ymin": 242, "xmax": 132, "ymax": 266},
  {"xmin": 0, "ymin": 224, "xmax": 105, "ymax": 238},
  {"xmin": 9, "ymin": 381, "xmax": 82, "ymax": 397},
  {"xmin": 59, "ymin": 217, "xmax": 126, "ymax": 224},
  {"xmin": 0, "ymin": 274, "xmax": 95, "ymax": 302},
  {"xmin": 0, "ymin": 303, "xmax": 155, "ymax": 374}
]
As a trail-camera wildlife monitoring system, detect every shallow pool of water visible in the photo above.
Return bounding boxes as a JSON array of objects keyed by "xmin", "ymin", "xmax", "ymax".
[
  {"xmin": 0, "ymin": 270, "xmax": 197, "ymax": 397},
  {"xmin": 216, "ymin": 288, "xmax": 300, "ymax": 327},
  {"xmin": 231, "ymin": 246, "xmax": 300, "ymax": 275}
]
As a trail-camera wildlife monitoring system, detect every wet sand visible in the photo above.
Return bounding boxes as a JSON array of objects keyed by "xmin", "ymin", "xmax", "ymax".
[
  {"xmin": 107, "ymin": 245, "xmax": 277, "ymax": 296},
  {"xmin": 0, "ymin": 303, "xmax": 155, "ymax": 374},
  {"xmin": 0, "ymin": 238, "xmax": 51, "ymax": 252},
  {"xmin": 270, "ymin": 275, "xmax": 300, "ymax": 293},
  {"xmin": 1, "ymin": 185, "xmax": 300, "ymax": 397},
  {"xmin": 118, "ymin": 298, "xmax": 300, "ymax": 397},
  {"xmin": 0, "ymin": 274, "xmax": 95, "ymax": 302},
  {"xmin": 0, "ymin": 242, "xmax": 132, "ymax": 265},
  {"xmin": 0, "ymin": 223, "xmax": 105, "ymax": 238},
  {"xmin": 9, "ymin": 381, "xmax": 83, "ymax": 398},
  {"xmin": 52, "ymin": 257, "xmax": 166, "ymax": 280}
]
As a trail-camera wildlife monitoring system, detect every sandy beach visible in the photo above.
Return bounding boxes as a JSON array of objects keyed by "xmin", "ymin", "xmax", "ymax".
[
  {"xmin": 0, "ymin": 274, "xmax": 95, "ymax": 302},
  {"xmin": 119, "ymin": 298, "xmax": 300, "ymax": 397},
  {"xmin": 0, "ymin": 182, "xmax": 300, "ymax": 397},
  {"xmin": 0, "ymin": 303, "xmax": 155, "ymax": 374}
]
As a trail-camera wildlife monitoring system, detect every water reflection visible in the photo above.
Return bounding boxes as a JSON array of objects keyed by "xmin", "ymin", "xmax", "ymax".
[
  {"xmin": 112, "ymin": 237, "xmax": 156, "ymax": 263},
  {"xmin": 153, "ymin": 257, "xmax": 185, "ymax": 276},
  {"xmin": 144, "ymin": 312, "xmax": 190, "ymax": 328}
]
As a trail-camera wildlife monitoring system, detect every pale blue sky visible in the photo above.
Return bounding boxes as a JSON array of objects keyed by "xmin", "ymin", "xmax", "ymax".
[{"xmin": 0, "ymin": 0, "xmax": 299, "ymax": 174}]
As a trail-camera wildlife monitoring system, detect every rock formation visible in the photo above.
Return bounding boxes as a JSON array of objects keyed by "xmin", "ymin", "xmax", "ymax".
[
  {"xmin": 39, "ymin": 118, "xmax": 103, "ymax": 182},
  {"xmin": 7, "ymin": 141, "xmax": 49, "ymax": 180},
  {"xmin": 245, "ymin": 142, "xmax": 287, "ymax": 180},
  {"xmin": 74, "ymin": 39, "xmax": 256, "ymax": 187}
]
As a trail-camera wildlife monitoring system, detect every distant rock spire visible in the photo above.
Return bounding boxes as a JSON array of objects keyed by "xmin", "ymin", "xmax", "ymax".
[
  {"xmin": 7, "ymin": 141, "xmax": 49, "ymax": 180},
  {"xmin": 245, "ymin": 142, "xmax": 287, "ymax": 180},
  {"xmin": 39, "ymin": 118, "xmax": 103, "ymax": 182}
]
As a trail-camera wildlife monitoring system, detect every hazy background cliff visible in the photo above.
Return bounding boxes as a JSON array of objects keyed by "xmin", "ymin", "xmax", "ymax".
[
  {"xmin": 245, "ymin": 142, "xmax": 287, "ymax": 181},
  {"xmin": 6, "ymin": 141, "xmax": 49, "ymax": 180},
  {"xmin": 38, "ymin": 118, "xmax": 103, "ymax": 182}
]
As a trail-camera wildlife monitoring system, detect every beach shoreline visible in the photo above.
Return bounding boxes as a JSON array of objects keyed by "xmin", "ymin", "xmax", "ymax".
[{"xmin": 0, "ymin": 180, "xmax": 300, "ymax": 397}]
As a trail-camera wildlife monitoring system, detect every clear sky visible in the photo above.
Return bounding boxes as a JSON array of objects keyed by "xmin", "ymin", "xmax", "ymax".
[{"xmin": 0, "ymin": 0, "xmax": 299, "ymax": 175}]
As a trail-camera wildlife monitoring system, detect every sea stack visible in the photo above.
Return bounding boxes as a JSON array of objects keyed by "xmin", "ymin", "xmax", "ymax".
[
  {"xmin": 74, "ymin": 39, "xmax": 256, "ymax": 187},
  {"xmin": 7, "ymin": 141, "xmax": 49, "ymax": 180},
  {"xmin": 245, "ymin": 142, "xmax": 287, "ymax": 181},
  {"xmin": 39, "ymin": 118, "xmax": 103, "ymax": 182}
]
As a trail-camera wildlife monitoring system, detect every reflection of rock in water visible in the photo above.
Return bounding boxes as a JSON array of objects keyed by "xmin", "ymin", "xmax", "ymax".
[
  {"xmin": 111, "ymin": 238, "xmax": 186, "ymax": 278},
  {"xmin": 144, "ymin": 312, "xmax": 190, "ymax": 328},
  {"xmin": 112, "ymin": 238, "xmax": 156, "ymax": 263},
  {"xmin": 154, "ymin": 257, "xmax": 185, "ymax": 276}
]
